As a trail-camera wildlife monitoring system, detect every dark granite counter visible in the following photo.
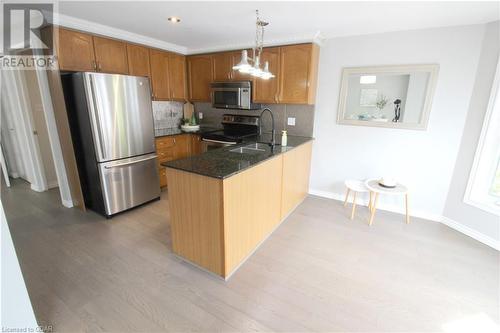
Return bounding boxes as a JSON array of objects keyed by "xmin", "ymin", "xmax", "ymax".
[
  {"xmin": 162, "ymin": 135, "xmax": 313, "ymax": 179},
  {"xmin": 154, "ymin": 126, "xmax": 220, "ymax": 138}
]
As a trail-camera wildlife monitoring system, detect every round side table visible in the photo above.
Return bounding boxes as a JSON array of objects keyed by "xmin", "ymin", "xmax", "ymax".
[{"xmin": 364, "ymin": 179, "xmax": 410, "ymax": 226}]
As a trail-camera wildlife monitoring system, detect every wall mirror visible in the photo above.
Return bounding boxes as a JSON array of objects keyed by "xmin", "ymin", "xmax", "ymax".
[{"xmin": 337, "ymin": 64, "xmax": 439, "ymax": 130}]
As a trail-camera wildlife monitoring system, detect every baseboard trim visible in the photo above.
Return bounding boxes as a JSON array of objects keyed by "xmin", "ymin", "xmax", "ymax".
[
  {"xmin": 309, "ymin": 188, "xmax": 442, "ymax": 222},
  {"xmin": 61, "ymin": 198, "xmax": 74, "ymax": 208},
  {"xmin": 309, "ymin": 188, "xmax": 500, "ymax": 251},
  {"xmin": 441, "ymin": 217, "xmax": 500, "ymax": 251}
]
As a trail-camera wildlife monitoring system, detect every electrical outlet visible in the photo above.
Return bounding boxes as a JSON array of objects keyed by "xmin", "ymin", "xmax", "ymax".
[
  {"xmin": 287, "ymin": 117, "xmax": 296, "ymax": 126},
  {"xmin": 198, "ymin": 112, "xmax": 203, "ymax": 119}
]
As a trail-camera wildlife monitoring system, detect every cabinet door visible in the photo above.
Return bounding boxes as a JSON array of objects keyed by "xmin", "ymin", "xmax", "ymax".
[
  {"xmin": 279, "ymin": 44, "xmax": 318, "ymax": 104},
  {"xmin": 173, "ymin": 135, "xmax": 191, "ymax": 160},
  {"xmin": 168, "ymin": 53, "xmax": 187, "ymax": 101},
  {"xmin": 212, "ymin": 52, "xmax": 233, "ymax": 81},
  {"xmin": 253, "ymin": 47, "xmax": 280, "ymax": 103},
  {"xmin": 188, "ymin": 55, "xmax": 213, "ymax": 102},
  {"xmin": 93, "ymin": 36, "xmax": 129, "ymax": 74},
  {"xmin": 127, "ymin": 44, "xmax": 151, "ymax": 77},
  {"xmin": 56, "ymin": 28, "xmax": 96, "ymax": 71},
  {"xmin": 231, "ymin": 50, "xmax": 253, "ymax": 81},
  {"xmin": 150, "ymin": 49, "xmax": 170, "ymax": 100},
  {"xmin": 190, "ymin": 134, "xmax": 202, "ymax": 156}
]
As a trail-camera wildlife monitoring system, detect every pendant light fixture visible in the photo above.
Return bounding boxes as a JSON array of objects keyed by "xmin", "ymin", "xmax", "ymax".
[{"xmin": 233, "ymin": 10, "xmax": 275, "ymax": 80}]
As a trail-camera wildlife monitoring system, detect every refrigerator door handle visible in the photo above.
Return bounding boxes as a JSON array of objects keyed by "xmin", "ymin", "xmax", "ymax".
[
  {"xmin": 104, "ymin": 155, "xmax": 157, "ymax": 169},
  {"xmin": 85, "ymin": 75, "xmax": 107, "ymax": 161}
]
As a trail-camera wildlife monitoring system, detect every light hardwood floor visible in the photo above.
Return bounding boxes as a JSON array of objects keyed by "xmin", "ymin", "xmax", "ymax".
[{"xmin": 3, "ymin": 179, "xmax": 499, "ymax": 332}]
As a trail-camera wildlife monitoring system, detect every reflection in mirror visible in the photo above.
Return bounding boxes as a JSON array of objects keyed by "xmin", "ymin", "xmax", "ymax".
[{"xmin": 337, "ymin": 65, "xmax": 439, "ymax": 130}]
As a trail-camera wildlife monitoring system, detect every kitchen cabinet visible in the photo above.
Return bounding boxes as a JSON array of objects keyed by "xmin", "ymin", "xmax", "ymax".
[
  {"xmin": 127, "ymin": 44, "xmax": 151, "ymax": 77},
  {"xmin": 190, "ymin": 135, "xmax": 203, "ymax": 155},
  {"xmin": 253, "ymin": 47, "xmax": 281, "ymax": 103},
  {"xmin": 230, "ymin": 50, "xmax": 254, "ymax": 81},
  {"xmin": 149, "ymin": 49, "xmax": 170, "ymax": 100},
  {"xmin": 56, "ymin": 28, "xmax": 96, "ymax": 72},
  {"xmin": 168, "ymin": 53, "xmax": 187, "ymax": 101},
  {"xmin": 212, "ymin": 52, "xmax": 233, "ymax": 81},
  {"xmin": 155, "ymin": 134, "xmax": 192, "ymax": 188},
  {"xmin": 278, "ymin": 43, "xmax": 319, "ymax": 104},
  {"xmin": 187, "ymin": 55, "xmax": 213, "ymax": 102},
  {"xmin": 93, "ymin": 36, "xmax": 129, "ymax": 74}
]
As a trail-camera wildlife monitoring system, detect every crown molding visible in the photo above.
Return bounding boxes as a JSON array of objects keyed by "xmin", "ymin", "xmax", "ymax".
[
  {"xmin": 186, "ymin": 31, "xmax": 323, "ymax": 55},
  {"xmin": 52, "ymin": 13, "xmax": 188, "ymax": 54}
]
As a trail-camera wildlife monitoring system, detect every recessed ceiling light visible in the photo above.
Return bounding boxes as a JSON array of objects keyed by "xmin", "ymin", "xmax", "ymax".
[{"xmin": 168, "ymin": 16, "xmax": 181, "ymax": 23}]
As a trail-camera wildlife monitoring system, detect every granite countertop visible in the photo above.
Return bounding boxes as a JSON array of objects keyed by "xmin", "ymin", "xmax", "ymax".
[
  {"xmin": 154, "ymin": 126, "xmax": 220, "ymax": 138},
  {"xmin": 162, "ymin": 134, "xmax": 313, "ymax": 179}
]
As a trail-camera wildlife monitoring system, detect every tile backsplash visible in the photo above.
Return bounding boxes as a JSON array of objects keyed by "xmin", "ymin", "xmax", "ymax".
[
  {"xmin": 152, "ymin": 101, "xmax": 184, "ymax": 129},
  {"xmin": 194, "ymin": 103, "xmax": 315, "ymax": 137}
]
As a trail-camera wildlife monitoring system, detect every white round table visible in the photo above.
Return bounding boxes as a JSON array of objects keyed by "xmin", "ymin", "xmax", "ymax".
[{"xmin": 364, "ymin": 179, "xmax": 410, "ymax": 226}]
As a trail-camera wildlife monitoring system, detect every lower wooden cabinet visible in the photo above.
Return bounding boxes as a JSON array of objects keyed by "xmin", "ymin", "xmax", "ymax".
[{"xmin": 155, "ymin": 134, "xmax": 198, "ymax": 188}]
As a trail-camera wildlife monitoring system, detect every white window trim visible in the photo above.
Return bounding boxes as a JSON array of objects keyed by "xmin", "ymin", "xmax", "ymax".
[{"xmin": 464, "ymin": 55, "xmax": 500, "ymax": 216}]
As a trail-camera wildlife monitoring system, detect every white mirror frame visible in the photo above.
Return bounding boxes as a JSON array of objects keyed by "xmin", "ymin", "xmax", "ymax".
[{"xmin": 337, "ymin": 64, "xmax": 439, "ymax": 130}]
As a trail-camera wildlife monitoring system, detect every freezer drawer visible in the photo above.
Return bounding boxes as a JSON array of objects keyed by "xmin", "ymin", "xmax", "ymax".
[{"xmin": 98, "ymin": 153, "xmax": 160, "ymax": 216}]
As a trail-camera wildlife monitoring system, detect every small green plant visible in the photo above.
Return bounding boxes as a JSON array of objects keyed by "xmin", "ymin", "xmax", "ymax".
[
  {"xmin": 376, "ymin": 95, "xmax": 388, "ymax": 111},
  {"xmin": 183, "ymin": 118, "xmax": 190, "ymax": 125}
]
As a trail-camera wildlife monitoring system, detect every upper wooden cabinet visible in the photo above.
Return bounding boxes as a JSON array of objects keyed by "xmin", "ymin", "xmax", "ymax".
[
  {"xmin": 93, "ymin": 36, "xmax": 129, "ymax": 74},
  {"xmin": 127, "ymin": 44, "xmax": 150, "ymax": 77},
  {"xmin": 253, "ymin": 47, "xmax": 281, "ymax": 103},
  {"xmin": 56, "ymin": 28, "xmax": 96, "ymax": 72},
  {"xmin": 168, "ymin": 53, "xmax": 187, "ymax": 101},
  {"xmin": 212, "ymin": 52, "xmax": 233, "ymax": 81},
  {"xmin": 188, "ymin": 55, "xmax": 213, "ymax": 102},
  {"xmin": 230, "ymin": 50, "xmax": 254, "ymax": 81},
  {"xmin": 150, "ymin": 49, "xmax": 170, "ymax": 100},
  {"xmin": 278, "ymin": 44, "xmax": 319, "ymax": 104}
]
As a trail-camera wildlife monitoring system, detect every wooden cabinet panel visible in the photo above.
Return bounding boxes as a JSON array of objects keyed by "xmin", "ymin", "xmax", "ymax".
[
  {"xmin": 231, "ymin": 50, "xmax": 253, "ymax": 81},
  {"xmin": 281, "ymin": 141, "xmax": 312, "ymax": 218},
  {"xmin": 279, "ymin": 44, "xmax": 319, "ymax": 104},
  {"xmin": 168, "ymin": 53, "xmax": 187, "ymax": 100},
  {"xmin": 190, "ymin": 135, "xmax": 203, "ymax": 156},
  {"xmin": 188, "ymin": 55, "xmax": 213, "ymax": 102},
  {"xmin": 159, "ymin": 168, "xmax": 168, "ymax": 187},
  {"xmin": 212, "ymin": 52, "xmax": 233, "ymax": 81},
  {"xmin": 93, "ymin": 36, "xmax": 128, "ymax": 74},
  {"xmin": 127, "ymin": 44, "xmax": 150, "ymax": 77},
  {"xmin": 150, "ymin": 49, "xmax": 170, "ymax": 100},
  {"xmin": 173, "ymin": 134, "xmax": 191, "ymax": 159},
  {"xmin": 56, "ymin": 28, "xmax": 96, "ymax": 72},
  {"xmin": 253, "ymin": 47, "xmax": 281, "ymax": 103}
]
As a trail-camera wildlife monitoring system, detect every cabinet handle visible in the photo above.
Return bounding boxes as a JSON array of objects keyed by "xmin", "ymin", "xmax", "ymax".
[
  {"xmin": 98, "ymin": 62, "xmax": 102, "ymax": 71},
  {"xmin": 92, "ymin": 60, "xmax": 97, "ymax": 71},
  {"xmin": 173, "ymin": 138, "xmax": 176, "ymax": 144}
]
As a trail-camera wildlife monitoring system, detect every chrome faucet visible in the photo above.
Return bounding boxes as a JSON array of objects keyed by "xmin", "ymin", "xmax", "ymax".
[{"xmin": 259, "ymin": 108, "xmax": 276, "ymax": 147}]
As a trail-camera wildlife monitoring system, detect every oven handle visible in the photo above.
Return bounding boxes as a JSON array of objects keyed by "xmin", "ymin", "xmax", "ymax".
[{"xmin": 202, "ymin": 138, "xmax": 238, "ymax": 144}]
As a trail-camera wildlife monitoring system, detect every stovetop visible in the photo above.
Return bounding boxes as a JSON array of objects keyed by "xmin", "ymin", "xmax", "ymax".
[{"xmin": 201, "ymin": 114, "xmax": 260, "ymax": 143}]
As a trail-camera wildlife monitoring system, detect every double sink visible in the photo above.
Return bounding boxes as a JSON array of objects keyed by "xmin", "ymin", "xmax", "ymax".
[{"xmin": 229, "ymin": 143, "xmax": 270, "ymax": 155}]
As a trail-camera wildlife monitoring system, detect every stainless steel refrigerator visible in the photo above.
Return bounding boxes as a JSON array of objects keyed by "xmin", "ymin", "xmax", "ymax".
[{"xmin": 62, "ymin": 72, "xmax": 160, "ymax": 217}]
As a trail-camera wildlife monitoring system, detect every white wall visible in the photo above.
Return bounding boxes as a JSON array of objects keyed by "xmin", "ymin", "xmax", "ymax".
[
  {"xmin": 310, "ymin": 24, "xmax": 484, "ymax": 221},
  {"xmin": 443, "ymin": 21, "xmax": 500, "ymax": 244}
]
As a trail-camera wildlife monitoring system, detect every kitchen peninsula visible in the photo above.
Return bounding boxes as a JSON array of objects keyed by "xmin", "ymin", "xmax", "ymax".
[{"xmin": 163, "ymin": 136, "xmax": 313, "ymax": 279}]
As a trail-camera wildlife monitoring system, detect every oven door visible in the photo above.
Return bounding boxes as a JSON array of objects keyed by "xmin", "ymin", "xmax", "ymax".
[
  {"xmin": 201, "ymin": 138, "xmax": 237, "ymax": 152},
  {"xmin": 211, "ymin": 88, "xmax": 242, "ymax": 109}
]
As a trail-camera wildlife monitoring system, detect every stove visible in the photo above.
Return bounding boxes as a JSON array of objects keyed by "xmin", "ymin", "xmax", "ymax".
[{"xmin": 201, "ymin": 114, "xmax": 260, "ymax": 150}]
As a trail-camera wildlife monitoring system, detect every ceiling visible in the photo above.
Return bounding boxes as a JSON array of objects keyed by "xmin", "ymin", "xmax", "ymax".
[{"xmin": 56, "ymin": 1, "xmax": 500, "ymax": 54}]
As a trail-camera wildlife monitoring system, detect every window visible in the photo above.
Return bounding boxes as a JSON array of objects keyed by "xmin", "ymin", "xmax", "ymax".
[{"xmin": 465, "ymin": 56, "xmax": 500, "ymax": 216}]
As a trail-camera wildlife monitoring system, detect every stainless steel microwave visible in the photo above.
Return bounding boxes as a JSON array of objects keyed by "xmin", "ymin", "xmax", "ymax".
[{"xmin": 210, "ymin": 81, "xmax": 261, "ymax": 110}]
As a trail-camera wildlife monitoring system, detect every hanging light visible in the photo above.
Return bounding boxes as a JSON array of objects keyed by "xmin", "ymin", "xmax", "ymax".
[{"xmin": 232, "ymin": 10, "xmax": 274, "ymax": 80}]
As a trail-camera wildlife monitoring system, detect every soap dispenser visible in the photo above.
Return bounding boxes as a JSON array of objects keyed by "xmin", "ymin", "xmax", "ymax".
[{"xmin": 281, "ymin": 130, "xmax": 288, "ymax": 147}]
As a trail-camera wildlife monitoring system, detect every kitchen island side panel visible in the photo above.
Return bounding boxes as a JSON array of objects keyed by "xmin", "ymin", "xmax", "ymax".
[
  {"xmin": 222, "ymin": 155, "xmax": 284, "ymax": 275},
  {"xmin": 165, "ymin": 168, "xmax": 225, "ymax": 276}
]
